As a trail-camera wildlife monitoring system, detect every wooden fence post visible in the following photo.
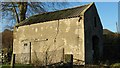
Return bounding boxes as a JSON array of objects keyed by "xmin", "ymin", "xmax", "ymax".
[
  {"xmin": 62, "ymin": 48, "xmax": 64, "ymax": 63},
  {"xmin": 45, "ymin": 51, "xmax": 48, "ymax": 66},
  {"xmin": 29, "ymin": 42, "xmax": 31, "ymax": 64},
  {"xmin": 11, "ymin": 54, "xmax": 15, "ymax": 68},
  {"xmin": 64, "ymin": 54, "xmax": 73, "ymax": 68}
]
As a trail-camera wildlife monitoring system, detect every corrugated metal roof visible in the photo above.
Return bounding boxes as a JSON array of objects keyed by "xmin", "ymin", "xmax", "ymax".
[{"xmin": 16, "ymin": 3, "xmax": 91, "ymax": 27}]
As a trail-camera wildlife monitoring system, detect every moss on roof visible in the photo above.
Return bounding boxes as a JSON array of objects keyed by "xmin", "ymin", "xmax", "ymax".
[{"xmin": 16, "ymin": 3, "xmax": 91, "ymax": 27}]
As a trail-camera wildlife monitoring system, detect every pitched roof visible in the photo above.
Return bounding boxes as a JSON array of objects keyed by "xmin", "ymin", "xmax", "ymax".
[{"xmin": 16, "ymin": 3, "xmax": 93, "ymax": 27}]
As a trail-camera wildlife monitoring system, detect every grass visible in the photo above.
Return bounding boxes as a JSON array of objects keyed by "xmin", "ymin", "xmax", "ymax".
[
  {"xmin": 1, "ymin": 63, "xmax": 120, "ymax": 68},
  {"xmin": 0, "ymin": 64, "xmax": 33, "ymax": 68},
  {"xmin": 110, "ymin": 63, "xmax": 120, "ymax": 68}
]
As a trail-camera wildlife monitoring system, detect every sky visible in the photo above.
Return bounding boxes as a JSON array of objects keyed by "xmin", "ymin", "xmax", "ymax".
[
  {"xmin": 95, "ymin": 2, "xmax": 118, "ymax": 33},
  {"xmin": 118, "ymin": 1, "xmax": 120, "ymax": 33},
  {"xmin": 67, "ymin": 2, "xmax": 118, "ymax": 32},
  {"xmin": 0, "ymin": 2, "xmax": 119, "ymax": 33}
]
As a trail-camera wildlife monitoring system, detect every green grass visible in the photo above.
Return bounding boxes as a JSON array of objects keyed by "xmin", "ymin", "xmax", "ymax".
[
  {"xmin": 1, "ymin": 63, "xmax": 120, "ymax": 68},
  {"xmin": 110, "ymin": 63, "xmax": 120, "ymax": 68},
  {"xmin": 0, "ymin": 64, "xmax": 33, "ymax": 68}
]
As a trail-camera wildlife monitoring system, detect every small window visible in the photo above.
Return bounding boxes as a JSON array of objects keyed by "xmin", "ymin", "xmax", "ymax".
[
  {"xmin": 24, "ymin": 43, "xmax": 27, "ymax": 46},
  {"xmin": 94, "ymin": 17, "xmax": 97, "ymax": 27}
]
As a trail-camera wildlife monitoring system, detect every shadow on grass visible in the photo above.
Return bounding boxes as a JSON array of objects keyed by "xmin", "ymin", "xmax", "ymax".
[
  {"xmin": 1, "ymin": 63, "xmax": 120, "ymax": 68},
  {"xmin": 1, "ymin": 64, "xmax": 33, "ymax": 68}
]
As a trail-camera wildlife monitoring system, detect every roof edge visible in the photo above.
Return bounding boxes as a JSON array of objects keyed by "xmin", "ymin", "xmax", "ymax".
[
  {"xmin": 80, "ymin": 2, "xmax": 94, "ymax": 16},
  {"xmin": 15, "ymin": 3, "xmax": 92, "ymax": 27}
]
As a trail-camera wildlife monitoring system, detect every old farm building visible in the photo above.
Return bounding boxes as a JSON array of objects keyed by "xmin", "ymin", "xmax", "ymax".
[{"xmin": 13, "ymin": 3, "xmax": 103, "ymax": 65}]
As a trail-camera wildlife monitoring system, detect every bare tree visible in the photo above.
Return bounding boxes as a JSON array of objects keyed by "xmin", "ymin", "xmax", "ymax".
[{"xmin": 1, "ymin": 2, "xmax": 68, "ymax": 29}]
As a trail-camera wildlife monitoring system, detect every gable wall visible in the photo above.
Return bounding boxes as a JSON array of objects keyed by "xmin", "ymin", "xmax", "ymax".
[{"xmin": 84, "ymin": 4, "xmax": 103, "ymax": 64}]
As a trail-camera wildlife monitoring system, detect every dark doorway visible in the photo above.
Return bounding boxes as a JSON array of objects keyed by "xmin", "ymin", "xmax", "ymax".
[{"xmin": 92, "ymin": 36, "xmax": 99, "ymax": 64}]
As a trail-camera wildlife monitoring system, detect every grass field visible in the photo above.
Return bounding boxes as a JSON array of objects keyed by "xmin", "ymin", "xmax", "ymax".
[
  {"xmin": 0, "ymin": 64, "xmax": 33, "ymax": 68},
  {"xmin": 0, "ymin": 63, "xmax": 120, "ymax": 68}
]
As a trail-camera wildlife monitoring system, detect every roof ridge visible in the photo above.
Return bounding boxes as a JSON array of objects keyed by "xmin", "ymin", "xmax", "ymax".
[
  {"xmin": 30, "ymin": 3, "xmax": 91, "ymax": 17},
  {"xmin": 80, "ymin": 2, "xmax": 94, "ymax": 15},
  {"xmin": 16, "ymin": 3, "xmax": 92, "ymax": 27}
]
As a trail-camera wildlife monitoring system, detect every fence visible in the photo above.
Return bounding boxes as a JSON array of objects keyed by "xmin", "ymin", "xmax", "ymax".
[{"xmin": 15, "ymin": 48, "xmax": 64, "ymax": 66}]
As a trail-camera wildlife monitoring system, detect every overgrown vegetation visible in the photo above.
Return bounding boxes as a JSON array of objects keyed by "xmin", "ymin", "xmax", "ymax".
[
  {"xmin": 103, "ymin": 29, "xmax": 120, "ymax": 64},
  {"xmin": 110, "ymin": 63, "xmax": 120, "ymax": 68}
]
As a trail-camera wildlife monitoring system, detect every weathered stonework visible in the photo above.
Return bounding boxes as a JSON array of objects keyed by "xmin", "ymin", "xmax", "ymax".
[
  {"xmin": 84, "ymin": 4, "xmax": 103, "ymax": 64},
  {"xmin": 13, "ymin": 3, "xmax": 103, "ymax": 65},
  {"xmin": 14, "ymin": 17, "xmax": 85, "ymax": 64}
]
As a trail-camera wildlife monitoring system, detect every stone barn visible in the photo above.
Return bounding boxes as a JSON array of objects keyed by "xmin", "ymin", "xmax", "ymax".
[{"xmin": 13, "ymin": 3, "xmax": 103, "ymax": 65}]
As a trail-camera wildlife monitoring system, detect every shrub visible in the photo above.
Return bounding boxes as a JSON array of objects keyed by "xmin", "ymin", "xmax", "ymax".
[{"xmin": 110, "ymin": 63, "xmax": 120, "ymax": 68}]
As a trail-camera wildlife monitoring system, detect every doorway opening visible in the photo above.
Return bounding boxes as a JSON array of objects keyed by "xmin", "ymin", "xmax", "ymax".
[{"xmin": 92, "ymin": 35, "xmax": 99, "ymax": 64}]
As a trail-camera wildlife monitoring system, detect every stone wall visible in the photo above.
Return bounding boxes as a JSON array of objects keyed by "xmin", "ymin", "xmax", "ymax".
[
  {"xmin": 13, "ymin": 17, "xmax": 85, "ymax": 64},
  {"xmin": 84, "ymin": 4, "xmax": 103, "ymax": 64}
]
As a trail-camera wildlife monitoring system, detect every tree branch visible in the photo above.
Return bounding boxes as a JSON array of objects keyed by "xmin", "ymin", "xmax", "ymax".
[
  {"xmin": 18, "ymin": 2, "xmax": 27, "ymax": 22},
  {"xmin": 11, "ymin": 2, "xmax": 20, "ymax": 23}
]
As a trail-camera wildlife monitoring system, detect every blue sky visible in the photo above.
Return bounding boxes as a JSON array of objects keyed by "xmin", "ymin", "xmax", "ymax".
[
  {"xmin": 67, "ymin": 2, "xmax": 118, "ymax": 32},
  {"xmin": 0, "ymin": 2, "xmax": 119, "ymax": 32},
  {"xmin": 95, "ymin": 2, "xmax": 118, "ymax": 32}
]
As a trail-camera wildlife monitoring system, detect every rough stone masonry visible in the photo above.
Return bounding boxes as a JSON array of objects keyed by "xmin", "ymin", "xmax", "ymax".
[{"xmin": 13, "ymin": 3, "xmax": 103, "ymax": 65}]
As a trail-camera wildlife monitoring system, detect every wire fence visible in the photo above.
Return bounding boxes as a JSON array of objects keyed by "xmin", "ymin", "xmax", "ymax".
[{"xmin": 15, "ymin": 48, "xmax": 64, "ymax": 66}]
